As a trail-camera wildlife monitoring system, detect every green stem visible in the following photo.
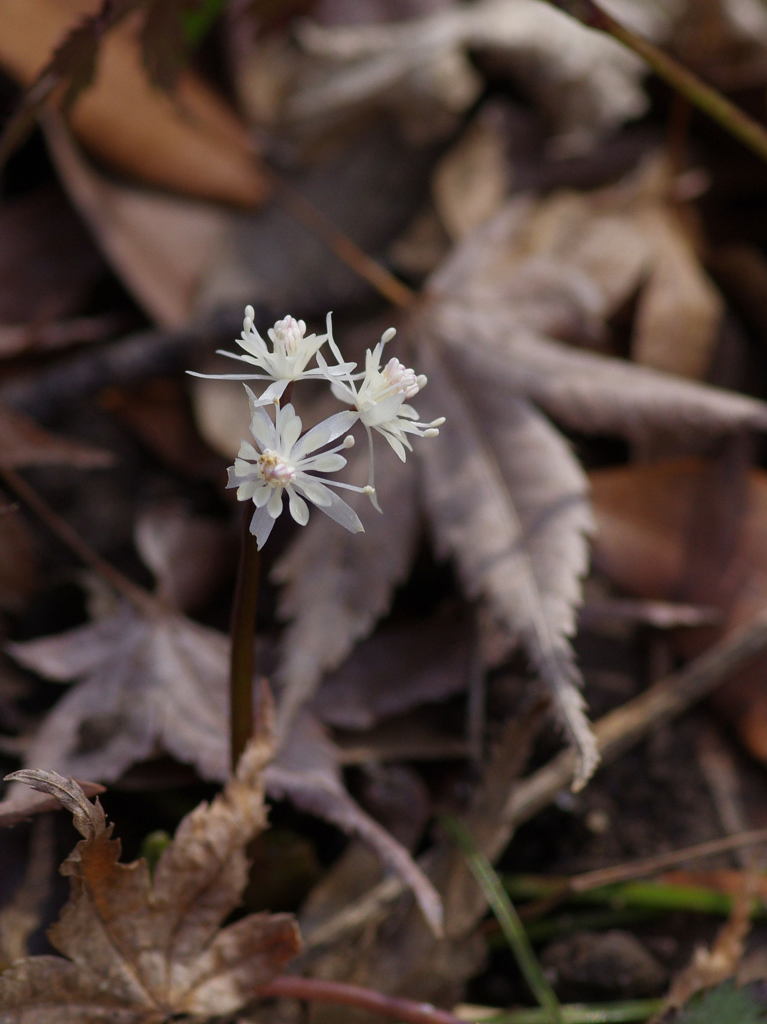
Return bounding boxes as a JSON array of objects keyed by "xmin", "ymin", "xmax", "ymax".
[
  {"xmin": 229, "ymin": 506, "xmax": 260, "ymax": 772},
  {"xmin": 505, "ymin": 874, "xmax": 763, "ymax": 918},
  {"xmin": 443, "ymin": 818, "xmax": 563, "ymax": 1024},
  {"xmin": 550, "ymin": 0, "xmax": 767, "ymax": 165},
  {"xmin": 467, "ymin": 999, "xmax": 662, "ymax": 1024}
]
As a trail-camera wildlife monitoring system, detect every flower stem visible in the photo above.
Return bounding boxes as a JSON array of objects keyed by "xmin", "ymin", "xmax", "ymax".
[
  {"xmin": 549, "ymin": 0, "xmax": 767, "ymax": 166},
  {"xmin": 229, "ymin": 505, "xmax": 260, "ymax": 772}
]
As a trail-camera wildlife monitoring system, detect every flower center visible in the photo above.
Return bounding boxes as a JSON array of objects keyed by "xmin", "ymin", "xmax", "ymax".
[
  {"xmin": 270, "ymin": 316, "xmax": 306, "ymax": 357},
  {"xmin": 381, "ymin": 358, "xmax": 422, "ymax": 399},
  {"xmin": 258, "ymin": 449, "xmax": 296, "ymax": 485}
]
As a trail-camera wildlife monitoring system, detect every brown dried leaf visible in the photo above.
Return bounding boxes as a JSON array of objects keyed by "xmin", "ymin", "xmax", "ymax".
[
  {"xmin": 0, "ymin": 745, "xmax": 300, "ymax": 1021},
  {"xmin": 45, "ymin": 116, "xmax": 230, "ymax": 327},
  {"xmin": 0, "ymin": 187, "xmax": 104, "ymax": 327},
  {"xmin": 0, "ymin": 0, "xmax": 267, "ymax": 205},
  {"xmin": 315, "ymin": 604, "xmax": 471, "ymax": 730}
]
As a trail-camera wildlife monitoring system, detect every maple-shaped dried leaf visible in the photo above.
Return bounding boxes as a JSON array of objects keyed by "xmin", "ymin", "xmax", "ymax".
[
  {"xmin": 415, "ymin": 335, "xmax": 596, "ymax": 786},
  {"xmin": 0, "ymin": 746, "xmax": 300, "ymax": 1022},
  {"xmin": 9, "ymin": 601, "xmax": 231, "ymax": 783}
]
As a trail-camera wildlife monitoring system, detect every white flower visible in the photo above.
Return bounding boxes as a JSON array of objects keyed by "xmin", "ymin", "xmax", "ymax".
[
  {"xmin": 227, "ymin": 394, "xmax": 372, "ymax": 549},
  {"xmin": 188, "ymin": 307, "xmax": 356, "ymax": 406},
  {"xmin": 325, "ymin": 326, "xmax": 445, "ymax": 461}
]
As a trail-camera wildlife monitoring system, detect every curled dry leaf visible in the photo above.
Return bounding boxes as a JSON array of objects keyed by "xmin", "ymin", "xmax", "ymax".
[
  {"xmin": 291, "ymin": 0, "xmax": 646, "ymax": 149},
  {"xmin": 0, "ymin": 744, "xmax": 301, "ymax": 1022},
  {"xmin": 44, "ymin": 117, "xmax": 231, "ymax": 328}
]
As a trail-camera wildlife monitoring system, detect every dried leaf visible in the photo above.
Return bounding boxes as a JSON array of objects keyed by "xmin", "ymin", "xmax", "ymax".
[
  {"xmin": 268, "ymin": 713, "xmax": 443, "ymax": 936},
  {"xmin": 45, "ymin": 116, "xmax": 230, "ymax": 327},
  {"xmin": 0, "ymin": 781, "xmax": 104, "ymax": 830},
  {"xmin": 0, "ymin": 187, "xmax": 104, "ymax": 327},
  {"xmin": 415, "ymin": 337, "xmax": 596, "ymax": 787},
  {"xmin": 590, "ymin": 458, "xmax": 767, "ymax": 764},
  {"xmin": 315, "ymin": 604, "xmax": 471, "ymax": 730},
  {"xmin": 292, "ymin": 0, "xmax": 646, "ymax": 149},
  {"xmin": 9, "ymin": 602, "xmax": 231, "ymax": 783},
  {"xmin": 0, "ymin": 0, "xmax": 267, "ymax": 205},
  {"xmin": 0, "ymin": 744, "xmax": 300, "ymax": 1021}
]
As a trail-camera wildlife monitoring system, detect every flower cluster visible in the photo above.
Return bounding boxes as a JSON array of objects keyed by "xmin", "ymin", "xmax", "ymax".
[{"xmin": 191, "ymin": 308, "xmax": 444, "ymax": 548}]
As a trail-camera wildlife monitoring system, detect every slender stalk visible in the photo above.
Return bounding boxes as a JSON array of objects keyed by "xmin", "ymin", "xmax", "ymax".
[
  {"xmin": 259, "ymin": 976, "xmax": 465, "ymax": 1024},
  {"xmin": 456, "ymin": 999, "xmax": 662, "ymax": 1024},
  {"xmin": 549, "ymin": 0, "xmax": 767, "ymax": 166},
  {"xmin": 228, "ymin": 506, "xmax": 260, "ymax": 772},
  {"xmin": 443, "ymin": 817, "xmax": 563, "ymax": 1024}
]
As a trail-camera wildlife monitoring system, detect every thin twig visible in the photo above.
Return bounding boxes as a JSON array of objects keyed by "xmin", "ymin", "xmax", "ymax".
[
  {"xmin": 506, "ymin": 608, "xmax": 767, "ymax": 825},
  {"xmin": 568, "ymin": 828, "xmax": 767, "ymax": 894},
  {"xmin": 549, "ymin": 0, "xmax": 767, "ymax": 165},
  {"xmin": 259, "ymin": 976, "xmax": 465, "ymax": 1024},
  {"xmin": 269, "ymin": 173, "xmax": 417, "ymax": 309},
  {"xmin": 0, "ymin": 466, "xmax": 154, "ymax": 613}
]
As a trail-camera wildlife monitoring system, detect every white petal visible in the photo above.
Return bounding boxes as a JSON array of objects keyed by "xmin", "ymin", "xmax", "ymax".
[
  {"xmin": 249, "ymin": 506, "xmax": 276, "ymax": 549},
  {"xmin": 295, "ymin": 476, "xmax": 333, "ymax": 507},
  {"xmin": 379, "ymin": 430, "xmax": 408, "ymax": 462},
  {"xmin": 267, "ymin": 488, "xmax": 284, "ymax": 518},
  {"xmin": 237, "ymin": 479, "xmax": 260, "ymax": 501},
  {"xmin": 237, "ymin": 442, "xmax": 259, "ymax": 461},
  {"xmin": 293, "ymin": 410, "xmax": 359, "ymax": 459},
  {"xmin": 186, "ymin": 370, "xmax": 272, "ymax": 381},
  {"xmin": 288, "ymin": 488, "xmax": 309, "ymax": 525},
  {"xmin": 280, "ymin": 407, "xmax": 303, "ymax": 451},
  {"xmin": 314, "ymin": 490, "xmax": 364, "ymax": 534},
  {"xmin": 248, "ymin": 403, "xmax": 276, "ymax": 449},
  {"xmin": 251, "ymin": 483, "xmax": 271, "ymax": 506},
  {"xmin": 300, "ymin": 452, "xmax": 347, "ymax": 473}
]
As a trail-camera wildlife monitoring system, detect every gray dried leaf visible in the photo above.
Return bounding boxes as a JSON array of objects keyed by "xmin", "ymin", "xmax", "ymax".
[
  {"xmin": 0, "ymin": 745, "xmax": 300, "ymax": 1022},
  {"xmin": 9, "ymin": 603, "xmax": 230, "ymax": 784},
  {"xmin": 315, "ymin": 604, "xmax": 471, "ymax": 730},
  {"xmin": 292, "ymin": 0, "xmax": 646, "ymax": 148},
  {"xmin": 416, "ymin": 337, "xmax": 596, "ymax": 786}
]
